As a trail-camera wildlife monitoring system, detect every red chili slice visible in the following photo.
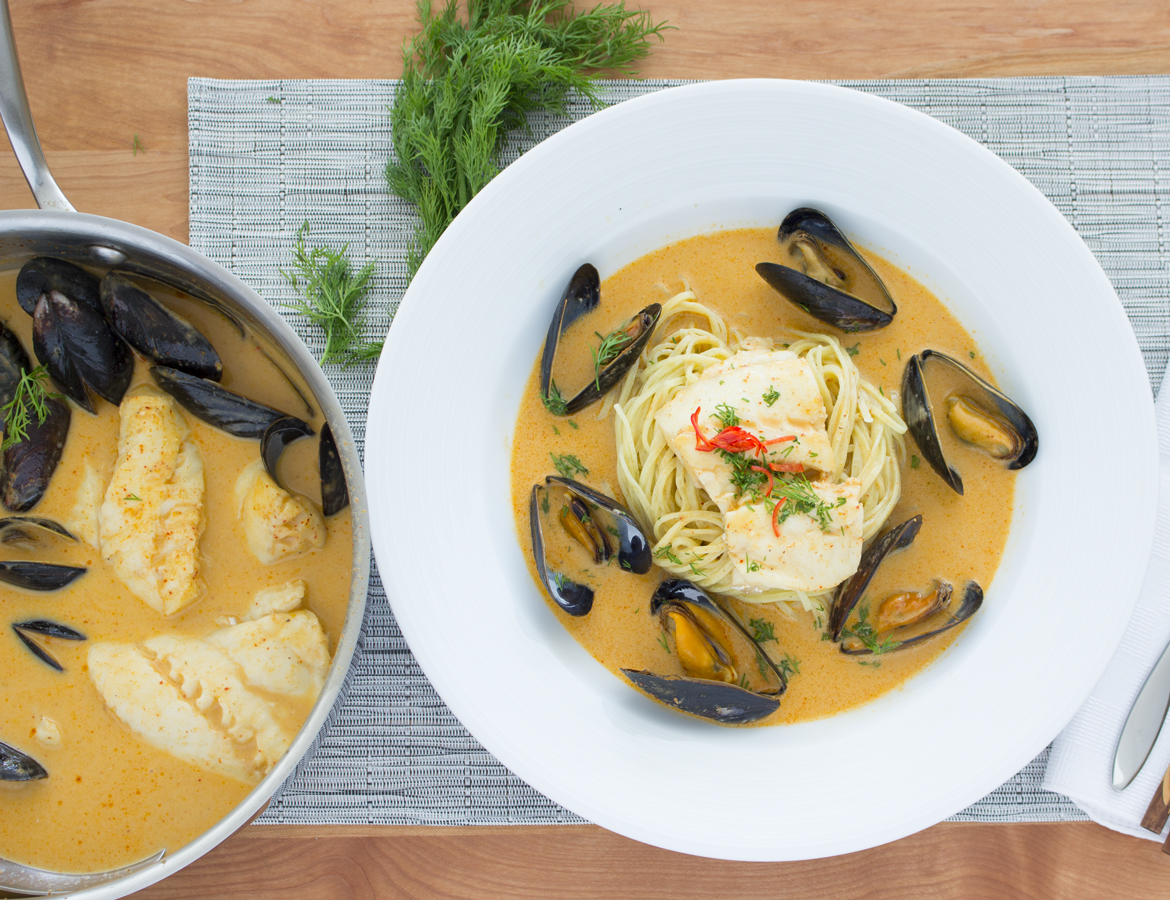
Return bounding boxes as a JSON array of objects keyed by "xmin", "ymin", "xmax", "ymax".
[
  {"xmin": 771, "ymin": 497, "xmax": 787, "ymax": 537},
  {"xmin": 690, "ymin": 407, "xmax": 716, "ymax": 451},
  {"xmin": 750, "ymin": 464, "xmax": 774, "ymax": 497},
  {"xmin": 768, "ymin": 461, "xmax": 805, "ymax": 473}
]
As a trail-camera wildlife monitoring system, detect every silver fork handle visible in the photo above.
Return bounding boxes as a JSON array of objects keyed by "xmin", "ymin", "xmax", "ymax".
[{"xmin": 0, "ymin": 0, "xmax": 72, "ymax": 211}]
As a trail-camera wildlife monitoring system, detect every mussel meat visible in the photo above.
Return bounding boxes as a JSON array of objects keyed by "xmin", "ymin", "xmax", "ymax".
[
  {"xmin": 33, "ymin": 289, "xmax": 133, "ymax": 413},
  {"xmin": 529, "ymin": 476, "xmax": 651, "ymax": 617},
  {"xmin": 839, "ymin": 580, "xmax": 983, "ymax": 656},
  {"xmin": 621, "ymin": 579, "xmax": 786, "ymax": 724},
  {"xmin": 13, "ymin": 619, "xmax": 86, "ymax": 672},
  {"xmin": 100, "ymin": 272, "xmax": 223, "ymax": 381},
  {"xmin": 151, "ymin": 365, "xmax": 289, "ymax": 438},
  {"xmin": 756, "ymin": 208, "xmax": 897, "ymax": 332},
  {"xmin": 0, "ymin": 561, "xmax": 86, "ymax": 592},
  {"xmin": 16, "ymin": 257, "xmax": 100, "ymax": 316},
  {"xmin": 539, "ymin": 264, "xmax": 661, "ymax": 416},
  {"xmin": 828, "ymin": 514, "xmax": 983, "ymax": 654},
  {"xmin": 319, "ymin": 423, "xmax": 350, "ymax": 517},
  {"xmin": 902, "ymin": 350, "xmax": 1038, "ymax": 495},
  {"xmin": 0, "ymin": 739, "xmax": 46, "ymax": 782},
  {"xmin": 828, "ymin": 515, "xmax": 921, "ymax": 641}
]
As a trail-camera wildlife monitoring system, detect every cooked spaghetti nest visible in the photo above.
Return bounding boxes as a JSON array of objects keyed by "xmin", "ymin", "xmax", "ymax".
[{"xmin": 610, "ymin": 289, "xmax": 907, "ymax": 615}]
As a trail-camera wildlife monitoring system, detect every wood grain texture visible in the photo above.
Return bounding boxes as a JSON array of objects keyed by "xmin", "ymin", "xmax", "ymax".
[
  {"xmin": 1, "ymin": 1, "xmax": 1168, "ymax": 895},
  {"xmin": 132, "ymin": 822, "xmax": 1166, "ymax": 899}
]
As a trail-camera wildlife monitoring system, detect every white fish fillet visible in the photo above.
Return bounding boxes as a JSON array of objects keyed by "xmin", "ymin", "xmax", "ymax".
[
  {"xmin": 243, "ymin": 579, "xmax": 307, "ymax": 621},
  {"xmin": 67, "ymin": 463, "xmax": 105, "ymax": 549},
  {"xmin": 100, "ymin": 391, "xmax": 206, "ymax": 615},
  {"xmin": 235, "ymin": 461, "xmax": 324, "ymax": 565},
  {"xmin": 208, "ymin": 609, "xmax": 330, "ymax": 698},
  {"xmin": 88, "ymin": 641, "xmax": 266, "ymax": 784}
]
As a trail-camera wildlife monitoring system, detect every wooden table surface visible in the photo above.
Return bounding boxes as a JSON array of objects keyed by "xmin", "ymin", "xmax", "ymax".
[{"xmin": 1, "ymin": 1, "xmax": 1168, "ymax": 897}]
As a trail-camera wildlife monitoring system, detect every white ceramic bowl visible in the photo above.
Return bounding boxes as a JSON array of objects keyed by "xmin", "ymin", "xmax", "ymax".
[{"xmin": 366, "ymin": 80, "xmax": 1156, "ymax": 860}]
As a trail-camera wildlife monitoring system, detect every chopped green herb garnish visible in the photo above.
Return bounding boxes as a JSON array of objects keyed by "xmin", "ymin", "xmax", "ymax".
[
  {"xmin": 568, "ymin": 420, "xmax": 579, "ymax": 429},
  {"xmin": 620, "ymin": 558, "xmax": 632, "ymax": 571},
  {"xmin": 541, "ymin": 381, "xmax": 568, "ymax": 416},
  {"xmin": 847, "ymin": 343, "xmax": 860, "ymax": 357},
  {"xmin": 748, "ymin": 618, "xmax": 776, "ymax": 644},
  {"xmin": 132, "ymin": 134, "xmax": 143, "ymax": 156},
  {"xmin": 969, "ymin": 350, "xmax": 976, "ymax": 359},
  {"xmin": 896, "ymin": 348, "xmax": 901, "ymax": 360},
  {"xmin": 606, "ymin": 525, "xmax": 620, "ymax": 537},
  {"xmin": 540, "ymin": 492, "xmax": 550, "ymax": 515},
  {"xmin": 687, "ymin": 560, "xmax": 704, "ymax": 577},
  {"xmin": 879, "ymin": 358, "xmax": 886, "ymax": 366},
  {"xmin": 745, "ymin": 555, "xmax": 762, "ymax": 573},
  {"xmin": 910, "ymin": 455, "xmax": 920, "ymax": 469},
  {"xmin": 124, "ymin": 494, "xmax": 142, "ymax": 502},
  {"xmin": 840, "ymin": 603, "xmax": 901, "ymax": 655},
  {"xmin": 282, "ymin": 221, "xmax": 381, "ymax": 366},
  {"xmin": 738, "ymin": 673, "xmax": 750, "ymax": 690},
  {"xmin": 549, "ymin": 452, "xmax": 588, "ymax": 479},
  {"xmin": 762, "ymin": 385, "xmax": 780, "ymax": 407},
  {"xmin": 551, "ymin": 425, "xmax": 560, "ymax": 435},
  {"xmin": 657, "ymin": 632, "xmax": 671, "ymax": 654},
  {"xmin": 591, "ymin": 327, "xmax": 634, "ymax": 390},
  {"xmin": 654, "ymin": 545, "xmax": 683, "ymax": 566},
  {"xmin": 266, "ymin": 96, "xmax": 280, "ymax": 103},
  {"xmin": 778, "ymin": 653, "xmax": 800, "ymax": 677},
  {"xmin": 1, "ymin": 366, "xmax": 59, "ymax": 451},
  {"xmin": 714, "ymin": 403, "xmax": 739, "ymax": 429}
]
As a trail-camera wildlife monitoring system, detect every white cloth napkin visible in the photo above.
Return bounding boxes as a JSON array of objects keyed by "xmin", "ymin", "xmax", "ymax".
[{"xmin": 1042, "ymin": 381, "xmax": 1170, "ymax": 840}]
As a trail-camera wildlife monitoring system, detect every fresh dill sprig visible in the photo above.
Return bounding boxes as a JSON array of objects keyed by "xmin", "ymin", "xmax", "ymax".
[
  {"xmin": 748, "ymin": 617, "xmax": 776, "ymax": 644},
  {"xmin": 387, "ymin": 0, "xmax": 670, "ymax": 278},
  {"xmin": 714, "ymin": 403, "xmax": 739, "ymax": 429},
  {"xmin": 1, "ymin": 366, "xmax": 59, "ymax": 451},
  {"xmin": 281, "ymin": 222, "xmax": 382, "ymax": 367},
  {"xmin": 541, "ymin": 380, "xmax": 568, "ymax": 415}
]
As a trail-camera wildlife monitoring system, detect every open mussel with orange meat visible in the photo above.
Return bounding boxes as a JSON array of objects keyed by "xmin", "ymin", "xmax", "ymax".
[
  {"xmin": 529, "ymin": 475, "xmax": 651, "ymax": 616},
  {"xmin": 756, "ymin": 208, "xmax": 897, "ymax": 332},
  {"xmin": 539, "ymin": 263, "xmax": 662, "ymax": 416},
  {"xmin": 828, "ymin": 514, "xmax": 983, "ymax": 655},
  {"xmin": 902, "ymin": 349, "xmax": 1038, "ymax": 496},
  {"xmin": 622, "ymin": 579, "xmax": 788, "ymax": 724}
]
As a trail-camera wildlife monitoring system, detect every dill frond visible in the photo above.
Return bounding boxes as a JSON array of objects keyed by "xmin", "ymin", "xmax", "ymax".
[
  {"xmin": 2, "ymin": 366, "xmax": 58, "ymax": 451},
  {"xmin": 281, "ymin": 222, "xmax": 382, "ymax": 367},
  {"xmin": 387, "ymin": 0, "xmax": 670, "ymax": 278}
]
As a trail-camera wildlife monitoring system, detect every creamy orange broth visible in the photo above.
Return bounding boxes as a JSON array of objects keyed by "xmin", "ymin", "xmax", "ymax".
[
  {"xmin": 0, "ymin": 271, "xmax": 353, "ymax": 872},
  {"xmin": 510, "ymin": 228, "xmax": 1013, "ymax": 725}
]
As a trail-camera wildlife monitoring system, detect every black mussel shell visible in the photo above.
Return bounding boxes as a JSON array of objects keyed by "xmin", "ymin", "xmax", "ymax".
[
  {"xmin": 1, "ymin": 398, "xmax": 70, "ymax": 513},
  {"xmin": 0, "ymin": 561, "xmax": 86, "ymax": 591},
  {"xmin": 620, "ymin": 670, "xmax": 781, "ymax": 725},
  {"xmin": 902, "ymin": 350, "xmax": 1038, "ymax": 496},
  {"xmin": 756, "ymin": 208, "xmax": 896, "ymax": 333},
  {"xmin": 100, "ymin": 272, "xmax": 223, "ymax": 381},
  {"xmin": 261, "ymin": 415, "xmax": 315, "ymax": 491},
  {"xmin": 0, "ymin": 739, "xmax": 47, "ymax": 781},
  {"xmin": 840, "ymin": 580, "xmax": 983, "ymax": 655},
  {"xmin": 0, "ymin": 517, "xmax": 78, "ymax": 546},
  {"xmin": 544, "ymin": 476, "xmax": 651, "ymax": 574},
  {"xmin": 0, "ymin": 319, "xmax": 31, "ymax": 409},
  {"xmin": 319, "ymin": 423, "xmax": 349, "ymax": 517},
  {"xmin": 33, "ymin": 290, "xmax": 133, "ymax": 413},
  {"xmin": 529, "ymin": 484, "xmax": 593, "ymax": 617},
  {"xmin": 539, "ymin": 264, "xmax": 661, "ymax": 416},
  {"xmin": 151, "ymin": 366, "xmax": 288, "ymax": 438},
  {"xmin": 13, "ymin": 619, "xmax": 87, "ymax": 672},
  {"xmin": 650, "ymin": 579, "xmax": 789, "ymax": 690},
  {"xmin": 16, "ymin": 257, "xmax": 100, "ymax": 316},
  {"xmin": 828, "ymin": 515, "xmax": 922, "ymax": 641}
]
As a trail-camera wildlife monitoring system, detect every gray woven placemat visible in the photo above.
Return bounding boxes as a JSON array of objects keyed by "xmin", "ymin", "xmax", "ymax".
[{"xmin": 189, "ymin": 75, "xmax": 1170, "ymax": 826}]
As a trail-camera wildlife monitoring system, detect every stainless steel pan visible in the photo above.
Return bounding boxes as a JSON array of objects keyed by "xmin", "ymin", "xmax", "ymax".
[{"xmin": 0, "ymin": 1, "xmax": 370, "ymax": 895}]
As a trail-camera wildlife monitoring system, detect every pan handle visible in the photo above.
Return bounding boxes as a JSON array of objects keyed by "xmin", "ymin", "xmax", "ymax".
[{"xmin": 0, "ymin": 0, "xmax": 73, "ymax": 211}]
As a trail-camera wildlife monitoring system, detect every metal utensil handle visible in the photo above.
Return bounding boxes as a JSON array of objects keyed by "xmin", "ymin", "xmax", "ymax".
[{"xmin": 0, "ymin": 0, "xmax": 72, "ymax": 211}]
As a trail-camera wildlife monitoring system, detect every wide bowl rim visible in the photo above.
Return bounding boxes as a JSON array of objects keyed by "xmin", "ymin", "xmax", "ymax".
[
  {"xmin": 0, "ymin": 209, "xmax": 371, "ymax": 898},
  {"xmin": 367, "ymin": 79, "xmax": 1157, "ymax": 860}
]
